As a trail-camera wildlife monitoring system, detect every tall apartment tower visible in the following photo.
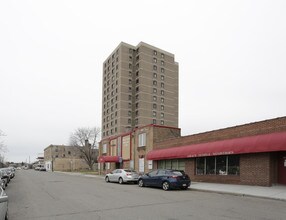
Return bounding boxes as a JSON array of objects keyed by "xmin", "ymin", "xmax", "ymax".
[{"xmin": 101, "ymin": 42, "xmax": 179, "ymax": 138}]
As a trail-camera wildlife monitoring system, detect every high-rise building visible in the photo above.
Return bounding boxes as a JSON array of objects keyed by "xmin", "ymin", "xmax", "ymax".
[{"xmin": 101, "ymin": 42, "xmax": 179, "ymax": 138}]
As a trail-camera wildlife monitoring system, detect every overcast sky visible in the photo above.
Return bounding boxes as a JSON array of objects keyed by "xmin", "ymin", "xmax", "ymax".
[{"xmin": 1, "ymin": 0, "xmax": 285, "ymax": 163}]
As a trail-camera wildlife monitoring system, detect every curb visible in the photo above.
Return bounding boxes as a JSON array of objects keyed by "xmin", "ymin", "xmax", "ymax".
[{"xmin": 190, "ymin": 188, "xmax": 286, "ymax": 202}]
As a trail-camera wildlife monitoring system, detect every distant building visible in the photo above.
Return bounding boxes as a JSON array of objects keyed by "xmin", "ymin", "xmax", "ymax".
[
  {"xmin": 101, "ymin": 42, "xmax": 179, "ymax": 139},
  {"xmin": 44, "ymin": 145, "xmax": 89, "ymax": 171}
]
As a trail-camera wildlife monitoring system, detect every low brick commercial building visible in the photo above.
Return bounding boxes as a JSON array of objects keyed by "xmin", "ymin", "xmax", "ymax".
[
  {"xmin": 148, "ymin": 117, "xmax": 286, "ymax": 186},
  {"xmin": 44, "ymin": 145, "xmax": 89, "ymax": 171},
  {"xmin": 98, "ymin": 117, "xmax": 286, "ymax": 186}
]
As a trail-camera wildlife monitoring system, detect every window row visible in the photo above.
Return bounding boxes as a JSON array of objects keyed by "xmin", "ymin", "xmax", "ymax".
[
  {"xmin": 196, "ymin": 155, "xmax": 240, "ymax": 175},
  {"xmin": 103, "ymin": 81, "xmax": 118, "ymax": 95},
  {"xmin": 153, "ymin": 65, "xmax": 165, "ymax": 73},
  {"xmin": 104, "ymin": 74, "xmax": 118, "ymax": 88},
  {"xmin": 134, "ymin": 71, "xmax": 165, "ymax": 81},
  {"xmin": 103, "ymin": 98, "xmax": 118, "ymax": 108},
  {"xmin": 158, "ymin": 159, "xmax": 185, "ymax": 171},
  {"xmin": 103, "ymin": 119, "xmax": 118, "ymax": 129},
  {"xmin": 104, "ymin": 49, "xmax": 119, "ymax": 68},
  {"xmin": 154, "ymin": 74, "xmax": 165, "ymax": 81},
  {"xmin": 103, "ymin": 94, "xmax": 118, "ymax": 102},
  {"xmin": 152, "ymin": 111, "xmax": 164, "ymax": 118},
  {"xmin": 126, "ymin": 118, "xmax": 164, "ymax": 126},
  {"xmin": 103, "ymin": 111, "xmax": 118, "ymax": 123},
  {"xmin": 153, "ymin": 50, "xmax": 165, "ymax": 59},
  {"xmin": 153, "ymin": 81, "xmax": 165, "ymax": 88},
  {"xmin": 153, "ymin": 58, "xmax": 165, "ymax": 66},
  {"xmin": 152, "ymin": 119, "xmax": 164, "ymax": 125},
  {"xmin": 152, "ymin": 88, "xmax": 165, "ymax": 96},
  {"xmin": 104, "ymin": 64, "xmax": 119, "ymax": 75},
  {"xmin": 103, "ymin": 127, "xmax": 118, "ymax": 137}
]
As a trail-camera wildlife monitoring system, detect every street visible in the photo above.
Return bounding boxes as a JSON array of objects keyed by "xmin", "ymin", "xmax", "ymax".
[{"xmin": 6, "ymin": 170, "xmax": 286, "ymax": 220}]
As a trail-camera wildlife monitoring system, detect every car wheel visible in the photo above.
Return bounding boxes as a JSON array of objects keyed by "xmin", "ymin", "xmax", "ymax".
[
  {"xmin": 162, "ymin": 181, "xmax": 170, "ymax": 191},
  {"xmin": 118, "ymin": 177, "xmax": 123, "ymax": 184},
  {"xmin": 138, "ymin": 179, "xmax": 144, "ymax": 187},
  {"xmin": 105, "ymin": 176, "xmax": 110, "ymax": 183}
]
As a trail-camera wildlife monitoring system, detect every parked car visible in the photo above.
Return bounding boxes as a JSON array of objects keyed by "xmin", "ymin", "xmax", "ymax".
[
  {"xmin": 39, "ymin": 167, "xmax": 46, "ymax": 171},
  {"xmin": 5, "ymin": 167, "xmax": 15, "ymax": 179},
  {"xmin": 0, "ymin": 170, "xmax": 10, "ymax": 186},
  {"xmin": 138, "ymin": 169, "xmax": 191, "ymax": 191},
  {"xmin": 0, "ymin": 187, "xmax": 8, "ymax": 220},
  {"xmin": 0, "ymin": 171, "xmax": 8, "ymax": 188},
  {"xmin": 105, "ymin": 169, "xmax": 139, "ymax": 184},
  {"xmin": 0, "ymin": 179, "xmax": 5, "ymax": 190}
]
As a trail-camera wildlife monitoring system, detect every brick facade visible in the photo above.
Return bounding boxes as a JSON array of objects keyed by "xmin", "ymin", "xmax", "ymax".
[
  {"xmin": 152, "ymin": 117, "xmax": 286, "ymax": 186},
  {"xmin": 154, "ymin": 117, "xmax": 286, "ymax": 150},
  {"xmin": 99, "ymin": 117, "xmax": 286, "ymax": 186},
  {"xmin": 99, "ymin": 125, "xmax": 180, "ymax": 174},
  {"xmin": 52, "ymin": 158, "xmax": 90, "ymax": 172},
  {"xmin": 240, "ymin": 153, "xmax": 272, "ymax": 186},
  {"xmin": 44, "ymin": 145, "xmax": 89, "ymax": 171}
]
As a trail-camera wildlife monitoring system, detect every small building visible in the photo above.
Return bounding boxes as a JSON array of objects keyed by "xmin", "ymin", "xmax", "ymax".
[
  {"xmin": 98, "ymin": 117, "xmax": 286, "ymax": 186},
  {"xmin": 44, "ymin": 145, "xmax": 89, "ymax": 171},
  {"xmin": 98, "ymin": 125, "xmax": 181, "ymax": 174}
]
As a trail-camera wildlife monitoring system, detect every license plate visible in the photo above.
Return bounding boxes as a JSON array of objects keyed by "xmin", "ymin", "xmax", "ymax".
[{"xmin": 182, "ymin": 184, "xmax": 186, "ymax": 186}]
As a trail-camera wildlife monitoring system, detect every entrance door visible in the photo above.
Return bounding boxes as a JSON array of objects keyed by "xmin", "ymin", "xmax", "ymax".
[{"xmin": 278, "ymin": 153, "xmax": 286, "ymax": 185}]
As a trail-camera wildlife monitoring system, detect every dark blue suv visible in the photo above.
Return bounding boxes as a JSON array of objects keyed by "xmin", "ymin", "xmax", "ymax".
[{"xmin": 138, "ymin": 169, "xmax": 191, "ymax": 191}]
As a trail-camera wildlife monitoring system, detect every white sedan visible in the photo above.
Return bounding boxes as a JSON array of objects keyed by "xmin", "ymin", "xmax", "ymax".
[{"xmin": 105, "ymin": 169, "xmax": 139, "ymax": 184}]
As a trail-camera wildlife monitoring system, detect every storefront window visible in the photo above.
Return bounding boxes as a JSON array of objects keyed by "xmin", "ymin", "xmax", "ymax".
[
  {"xmin": 216, "ymin": 156, "xmax": 227, "ymax": 175},
  {"xmin": 206, "ymin": 157, "xmax": 216, "ymax": 174},
  {"xmin": 196, "ymin": 155, "xmax": 240, "ymax": 176},
  {"xmin": 158, "ymin": 160, "xmax": 165, "ymax": 169},
  {"xmin": 178, "ymin": 160, "xmax": 185, "ymax": 170},
  {"xmin": 157, "ymin": 159, "xmax": 185, "ymax": 171},
  {"xmin": 165, "ymin": 160, "xmax": 172, "ymax": 169},
  {"xmin": 196, "ymin": 158, "xmax": 205, "ymax": 175},
  {"xmin": 228, "ymin": 155, "xmax": 240, "ymax": 175}
]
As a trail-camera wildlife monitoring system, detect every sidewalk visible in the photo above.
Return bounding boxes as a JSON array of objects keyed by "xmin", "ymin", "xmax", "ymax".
[{"xmin": 190, "ymin": 182, "xmax": 286, "ymax": 201}]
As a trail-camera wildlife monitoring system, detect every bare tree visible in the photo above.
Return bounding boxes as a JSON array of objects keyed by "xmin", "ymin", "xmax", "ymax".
[
  {"xmin": 0, "ymin": 130, "xmax": 7, "ymax": 165},
  {"xmin": 0, "ymin": 130, "xmax": 7, "ymax": 152},
  {"xmin": 69, "ymin": 127, "xmax": 100, "ymax": 170}
]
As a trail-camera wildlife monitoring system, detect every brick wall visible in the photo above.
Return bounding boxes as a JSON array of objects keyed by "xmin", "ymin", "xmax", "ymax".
[
  {"xmin": 240, "ymin": 153, "xmax": 271, "ymax": 186},
  {"xmin": 153, "ymin": 126, "xmax": 181, "ymax": 143},
  {"xmin": 53, "ymin": 158, "xmax": 90, "ymax": 171},
  {"xmin": 155, "ymin": 117, "xmax": 286, "ymax": 149}
]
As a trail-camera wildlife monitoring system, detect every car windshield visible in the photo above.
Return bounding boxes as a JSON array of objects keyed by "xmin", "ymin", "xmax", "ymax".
[
  {"xmin": 124, "ymin": 170, "xmax": 137, "ymax": 173},
  {"xmin": 167, "ymin": 171, "xmax": 184, "ymax": 176}
]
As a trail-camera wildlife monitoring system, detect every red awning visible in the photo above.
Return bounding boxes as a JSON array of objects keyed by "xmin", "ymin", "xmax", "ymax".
[
  {"xmin": 147, "ymin": 132, "xmax": 286, "ymax": 160},
  {"xmin": 98, "ymin": 156, "xmax": 120, "ymax": 163}
]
